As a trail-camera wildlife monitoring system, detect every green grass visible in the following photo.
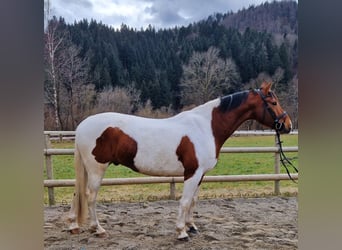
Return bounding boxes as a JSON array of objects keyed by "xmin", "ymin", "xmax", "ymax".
[
  {"xmin": 44, "ymin": 134, "xmax": 298, "ymax": 204},
  {"xmin": 201, "ymin": 134, "xmax": 298, "ymax": 198}
]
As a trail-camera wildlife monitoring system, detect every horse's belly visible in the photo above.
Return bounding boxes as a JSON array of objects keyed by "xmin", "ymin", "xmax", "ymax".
[
  {"xmin": 133, "ymin": 149, "xmax": 184, "ymax": 176},
  {"xmin": 136, "ymin": 165, "xmax": 184, "ymax": 177}
]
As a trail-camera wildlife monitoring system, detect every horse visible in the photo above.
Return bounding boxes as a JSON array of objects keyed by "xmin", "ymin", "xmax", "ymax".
[{"xmin": 67, "ymin": 82, "xmax": 292, "ymax": 240}]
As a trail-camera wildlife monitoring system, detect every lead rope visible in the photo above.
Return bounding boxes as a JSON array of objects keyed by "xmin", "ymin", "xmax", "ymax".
[
  {"xmin": 256, "ymin": 88, "xmax": 299, "ymax": 183},
  {"xmin": 275, "ymin": 130, "xmax": 298, "ymax": 183}
]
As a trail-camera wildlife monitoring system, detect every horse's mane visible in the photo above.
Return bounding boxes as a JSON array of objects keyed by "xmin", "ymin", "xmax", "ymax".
[{"xmin": 218, "ymin": 90, "xmax": 249, "ymax": 113}]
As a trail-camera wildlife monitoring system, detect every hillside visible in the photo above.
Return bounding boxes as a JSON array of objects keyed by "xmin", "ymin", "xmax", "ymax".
[
  {"xmin": 222, "ymin": 1, "xmax": 297, "ymax": 35},
  {"xmin": 44, "ymin": 1, "xmax": 298, "ymax": 130}
]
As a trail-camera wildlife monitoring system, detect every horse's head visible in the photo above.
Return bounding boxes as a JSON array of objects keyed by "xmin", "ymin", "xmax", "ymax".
[{"xmin": 252, "ymin": 82, "xmax": 292, "ymax": 134}]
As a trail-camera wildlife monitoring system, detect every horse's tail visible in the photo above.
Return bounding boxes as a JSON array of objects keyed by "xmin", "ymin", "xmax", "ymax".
[{"xmin": 73, "ymin": 144, "xmax": 88, "ymax": 224}]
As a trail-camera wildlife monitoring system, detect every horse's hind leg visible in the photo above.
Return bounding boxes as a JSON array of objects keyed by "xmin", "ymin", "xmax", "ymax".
[
  {"xmin": 67, "ymin": 147, "xmax": 85, "ymax": 234},
  {"xmin": 68, "ymin": 193, "xmax": 80, "ymax": 234},
  {"xmin": 87, "ymin": 164, "xmax": 107, "ymax": 237}
]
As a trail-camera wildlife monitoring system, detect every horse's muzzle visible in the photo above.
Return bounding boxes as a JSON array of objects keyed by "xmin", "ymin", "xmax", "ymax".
[{"xmin": 275, "ymin": 122, "xmax": 292, "ymax": 134}]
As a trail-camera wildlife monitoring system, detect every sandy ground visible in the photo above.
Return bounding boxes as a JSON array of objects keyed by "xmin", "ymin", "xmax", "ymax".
[{"xmin": 44, "ymin": 196, "xmax": 297, "ymax": 249}]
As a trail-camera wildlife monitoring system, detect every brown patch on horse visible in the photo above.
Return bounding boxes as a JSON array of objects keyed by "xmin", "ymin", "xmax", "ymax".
[
  {"xmin": 211, "ymin": 108, "xmax": 228, "ymax": 158},
  {"xmin": 211, "ymin": 91, "xmax": 252, "ymax": 158},
  {"xmin": 176, "ymin": 136, "xmax": 199, "ymax": 181},
  {"xmin": 92, "ymin": 127, "xmax": 139, "ymax": 172}
]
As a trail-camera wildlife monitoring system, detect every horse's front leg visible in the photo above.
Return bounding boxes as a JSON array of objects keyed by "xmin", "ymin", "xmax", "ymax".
[
  {"xmin": 185, "ymin": 186, "xmax": 200, "ymax": 234},
  {"xmin": 176, "ymin": 172, "xmax": 202, "ymax": 240}
]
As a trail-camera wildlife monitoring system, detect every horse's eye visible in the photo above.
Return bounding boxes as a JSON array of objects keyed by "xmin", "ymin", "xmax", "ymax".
[{"xmin": 271, "ymin": 101, "xmax": 277, "ymax": 106}]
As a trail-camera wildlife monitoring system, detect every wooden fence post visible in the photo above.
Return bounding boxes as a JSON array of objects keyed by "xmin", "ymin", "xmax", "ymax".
[
  {"xmin": 274, "ymin": 134, "xmax": 280, "ymax": 195},
  {"xmin": 170, "ymin": 179, "xmax": 176, "ymax": 200},
  {"xmin": 45, "ymin": 134, "xmax": 55, "ymax": 206}
]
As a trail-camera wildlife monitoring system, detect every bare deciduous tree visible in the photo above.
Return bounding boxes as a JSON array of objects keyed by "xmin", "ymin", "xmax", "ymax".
[
  {"xmin": 245, "ymin": 67, "xmax": 284, "ymax": 91},
  {"xmin": 282, "ymin": 75, "xmax": 298, "ymax": 128},
  {"xmin": 44, "ymin": 16, "xmax": 66, "ymax": 130},
  {"xmin": 95, "ymin": 86, "xmax": 141, "ymax": 114},
  {"xmin": 180, "ymin": 46, "xmax": 240, "ymax": 106},
  {"xmin": 72, "ymin": 83, "xmax": 96, "ymax": 126},
  {"xmin": 44, "ymin": 1, "xmax": 94, "ymax": 130},
  {"xmin": 135, "ymin": 99, "xmax": 173, "ymax": 118},
  {"xmin": 59, "ymin": 43, "xmax": 92, "ymax": 129},
  {"xmin": 44, "ymin": 24, "xmax": 94, "ymax": 130},
  {"xmin": 271, "ymin": 67, "xmax": 285, "ymax": 92}
]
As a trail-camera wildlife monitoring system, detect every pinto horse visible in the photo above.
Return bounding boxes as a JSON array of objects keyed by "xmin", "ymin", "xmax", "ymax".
[{"xmin": 67, "ymin": 82, "xmax": 292, "ymax": 240}]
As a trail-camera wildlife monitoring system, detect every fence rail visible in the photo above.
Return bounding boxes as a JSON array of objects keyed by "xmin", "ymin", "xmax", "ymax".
[
  {"xmin": 44, "ymin": 146, "xmax": 298, "ymax": 155},
  {"xmin": 44, "ymin": 174, "xmax": 298, "ymax": 188},
  {"xmin": 44, "ymin": 130, "xmax": 298, "ymax": 205}
]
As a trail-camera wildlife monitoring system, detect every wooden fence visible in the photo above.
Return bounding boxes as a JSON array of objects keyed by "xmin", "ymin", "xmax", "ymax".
[{"xmin": 44, "ymin": 130, "xmax": 298, "ymax": 206}]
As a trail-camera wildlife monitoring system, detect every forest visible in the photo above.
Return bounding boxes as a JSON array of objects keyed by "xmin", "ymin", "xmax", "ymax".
[{"xmin": 44, "ymin": 0, "xmax": 298, "ymax": 130}]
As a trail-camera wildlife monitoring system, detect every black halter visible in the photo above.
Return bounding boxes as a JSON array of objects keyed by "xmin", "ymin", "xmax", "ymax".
[{"xmin": 255, "ymin": 89, "xmax": 299, "ymax": 183}]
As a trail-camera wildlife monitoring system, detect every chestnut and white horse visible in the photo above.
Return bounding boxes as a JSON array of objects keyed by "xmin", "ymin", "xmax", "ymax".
[{"xmin": 67, "ymin": 82, "xmax": 292, "ymax": 240}]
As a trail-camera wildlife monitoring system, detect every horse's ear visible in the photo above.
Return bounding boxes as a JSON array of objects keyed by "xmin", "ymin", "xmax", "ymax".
[{"xmin": 260, "ymin": 82, "xmax": 272, "ymax": 95}]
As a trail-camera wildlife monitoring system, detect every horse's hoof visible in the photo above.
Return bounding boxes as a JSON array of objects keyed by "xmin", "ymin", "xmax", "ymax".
[
  {"xmin": 187, "ymin": 226, "xmax": 198, "ymax": 235},
  {"xmin": 94, "ymin": 231, "xmax": 107, "ymax": 238},
  {"xmin": 69, "ymin": 228, "xmax": 80, "ymax": 234},
  {"xmin": 177, "ymin": 236, "xmax": 190, "ymax": 242}
]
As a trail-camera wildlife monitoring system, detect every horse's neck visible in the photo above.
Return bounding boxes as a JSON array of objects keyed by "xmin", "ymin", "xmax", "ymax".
[
  {"xmin": 211, "ymin": 98, "xmax": 255, "ymax": 156},
  {"xmin": 225, "ymin": 107, "xmax": 254, "ymax": 134}
]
